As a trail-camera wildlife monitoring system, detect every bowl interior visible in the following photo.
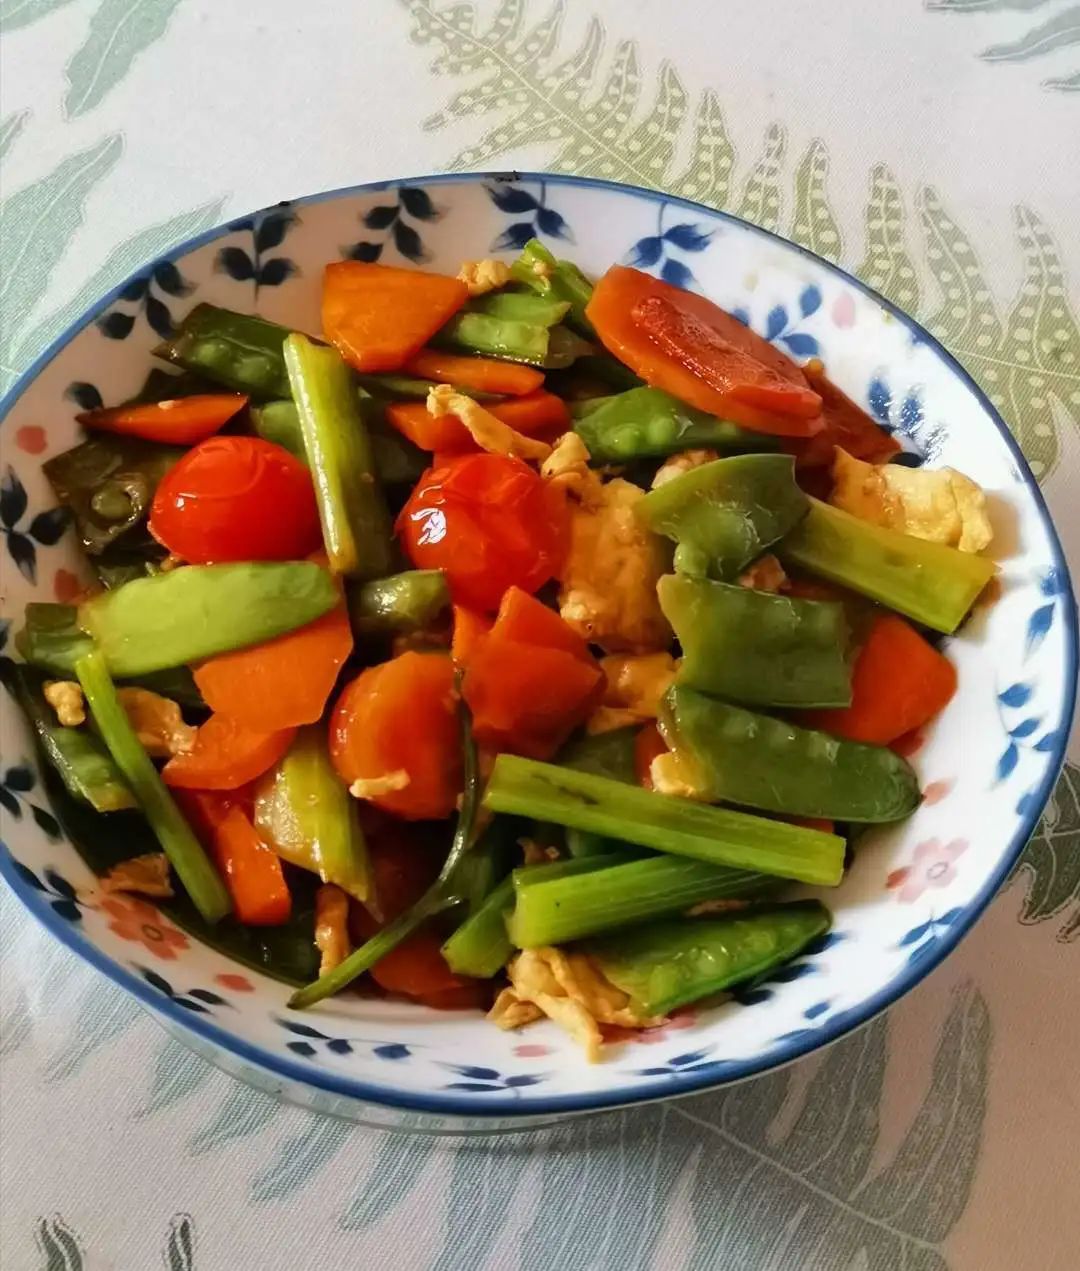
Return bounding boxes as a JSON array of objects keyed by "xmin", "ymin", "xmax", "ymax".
[{"xmin": 0, "ymin": 173, "xmax": 1074, "ymax": 1120}]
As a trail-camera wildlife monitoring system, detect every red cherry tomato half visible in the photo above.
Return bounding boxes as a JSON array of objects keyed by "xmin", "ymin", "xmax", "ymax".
[
  {"xmin": 149, "ymin": 436, "xmax": 321, "ymax": 564},
  {"xmin": 396, "ymin": 453, "xmax": 569, "ymax": 612}
]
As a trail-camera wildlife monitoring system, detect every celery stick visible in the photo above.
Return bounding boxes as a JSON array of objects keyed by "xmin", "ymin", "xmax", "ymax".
[
  {"xmin": 284, "ymin": 334, "xmax": 394, "ymax": 579},
  {"xmin": 440, "ymin": 877, "xmax": 514, "ymax": 978},
  {"xmin": 778, "ymin": 498, "xmax": 995, "ymax": 634},
  {"xmin": 483, "ymin": 756, "xmax": 845, "ymax": 886},
  {"xmin": 75, "ymin": 649, "xmax": 229, "ymax": 923},
  {"xmin": 508, "ymin": 854, "xmax": 781, "ymax": 947}
]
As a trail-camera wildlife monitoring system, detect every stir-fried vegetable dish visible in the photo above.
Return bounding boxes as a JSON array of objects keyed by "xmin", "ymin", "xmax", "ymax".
[{"xmin": 7, "ymin": 241, "xmax": 997, "ymax": 1059}]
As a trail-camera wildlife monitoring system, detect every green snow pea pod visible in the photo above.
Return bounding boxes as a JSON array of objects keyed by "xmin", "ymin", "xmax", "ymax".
[
  {"xmin": 510, "ymin": 238, "xmax": 597, "ymax": 336},
  {"xmin": 586, "ymin": 901, "xmax": 831, "ymax": 1016},
  {"xmin": 636, "ymin": 454, "xmax": 808, "ymax": 579},
  {"xmin": 348, "ymin": 570, "xmax": 450, "ymax": 637},
  {"xmin": 44, "ymin": 435, "xmax": 183, "ymax": 554},
  {"xmin": 467, "ymin": 290, "xmax": 571, "ymax": 328},
  {"xmin": 659, "ymin": 573, "xmax": 852, "ymax": 708},
  {"xmin": 78, "ymin": 562, "xmax": 339, "ymax": 676},
  {"xmin": 154, "ymin": 303, "xmax": 293, "ymax": 399},
  {"xmin": 659, "ymin": 685, "xmax": 921, "ymax": 822},
  {"xmin": 573, "ymin": 387, "xmax": 779, "ymax": 464}
]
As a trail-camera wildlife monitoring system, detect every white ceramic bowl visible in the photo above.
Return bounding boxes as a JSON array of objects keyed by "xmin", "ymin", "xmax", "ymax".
[{"xmin": 1, "ymin": 173, "xmax": 1075, "ymax": 1132}]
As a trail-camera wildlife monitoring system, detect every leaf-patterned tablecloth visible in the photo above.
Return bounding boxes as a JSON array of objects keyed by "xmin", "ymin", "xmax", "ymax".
[{"xmin": 1, "ymin": 3, "xmax": 1078, "ymax": 1268}]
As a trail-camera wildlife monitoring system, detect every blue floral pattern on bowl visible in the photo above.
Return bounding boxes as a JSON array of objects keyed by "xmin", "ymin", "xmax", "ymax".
[{"xmin": 0, "ymin": 172, "xmax": 1074, "ymax": 1127}]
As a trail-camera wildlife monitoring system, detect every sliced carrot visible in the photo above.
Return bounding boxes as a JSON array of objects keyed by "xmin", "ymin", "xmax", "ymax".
[
  {"xmin": 463, "ymin": 638, "xmax": 602, "ymax": 760},
  {"xmin": 451, "ymin": 605, "xmax": 493, "ymax": 666},
  {"xmin": 208, "ymin": 806, "xmax": 291, "ymax": 925},
  {"xmin": 323, "ymin": 262, "xmax": 469, "ymax": 373},
  {"xmin": 632, "ymin": 295, "xmax": 822, "ymax": 423},
  {"xmin": 404, "ymin": 349, "xmax": 544, "ymax": 396},
  {"xmin": 788, "ymin": 365, "xmax": 901, "ymax": 468},
  {"xmin": 77, "ymin": 394, "xmax": 248, "ymax": 445},
  {"xmin": 367, "ymin": 924, "xmax": 478, "ymax": 1000},
  {"xmin": 634, "ymin": 722, "xmax": 668, "ymax": 788},
  {"xmin": 163, "ymin": 716, "xmax": 296, "ymax": 791},
  {"xmin": 329, "ymin": 651, "xmax": 461, "ymax": 820},
  {"xmin": 804, "ymin": 614, "xmax": 957, "ymax": 745},
  {"xmin": 193, "ymin": 600, "xmax": 353, "ymax": 732},
  {"xmin": 586, "ymin": 266, "xmax": 823, "ymax": 435},
  {"xmin": 491, "ymin": 586, "xmax": 591, "ymax": 661},
  {"xmin": 386, "ymin": 391, "xmax": 570, "ymax": 453},
  {"xmin": 788, "ymin": 816, "xmax": 836, "ymax": 835}
]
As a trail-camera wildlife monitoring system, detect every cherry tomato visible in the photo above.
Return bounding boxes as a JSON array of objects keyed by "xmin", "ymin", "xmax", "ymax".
[
  {"xmin": 396, "ymin": 453, "xmax": 568, "ymax": 612},
  {"xmin": 149, "ymin": 436, "xmax": 321, "ymax": 563}
]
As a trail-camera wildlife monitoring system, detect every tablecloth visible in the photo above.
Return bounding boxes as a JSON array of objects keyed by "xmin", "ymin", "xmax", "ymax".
[{"xmin": 1, "ymin": 2, "xmax": 1078, "ymax": 1268}]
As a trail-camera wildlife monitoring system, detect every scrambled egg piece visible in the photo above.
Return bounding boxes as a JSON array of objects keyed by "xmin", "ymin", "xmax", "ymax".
[
  {"xmin": 456, "ymin": 258, "xmax": 513, "ymax": 296},
  {"xmin": 491, "ymin": 947, "xmax": 661, "ymax": 1062},
  {"xmin": 99, "ymin": 853, "xmax": 173, "ymax": 899},
  {"xmin": 830, "ymin": 448, "xmax": 992, "ymax": 553},
  {"xmin": 541, "ymin": 432, "xmax": 604, "ymax": 505},
  {"xmin": 349, "ymin": 770, "xmax": 410, "ymax": 801},
  {"xmin": 115, "ymin": 688, "xmax": 196, "ymax": 758},
  {"xmin": 587, "ymin": 652, "xmax": 678, "ymax": 734},
  {"xmin": 44, "ymin": 681, "xmax": 86, "ymax": 727},
  {"xmin": 314, "ymin": 884, "xmax": 351, "ymax": 977},
  {"xmin": 651, "ymin": 449, "xmax": 720, "ymax": 490},
  {"xmin": 558, "ymin": 478, "xmax": 672, "ymax": 653},
  {"xmin": 737, "ymin": 554, "xmax": 788, "ymax": 594},
  {"xmin": 650, "ymin": 750, "xmax": 707, "ymax": 799},
  {"xmin": 427, "ymin": 385, "xmax": 551, "ymax": 462}
]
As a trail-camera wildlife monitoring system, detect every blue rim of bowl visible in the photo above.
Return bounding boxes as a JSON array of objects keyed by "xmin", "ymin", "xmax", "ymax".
[{"xmin": 0, "ymin": 170, "xmax": 1075, "ymax": 1119}]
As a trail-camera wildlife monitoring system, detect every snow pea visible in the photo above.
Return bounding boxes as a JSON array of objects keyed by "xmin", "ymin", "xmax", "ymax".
[
  {"xmin": 44, "ymin": 435, "xmax": 183, "ymax": 554},
  {"xmin": 1, "ymin": 662, "xmax": 134, "ymax": 812},
  {"xmin": 355, "ymin": 373, "xmax": 501, "ymax": 402},
  {"xmin": 659, "ymin": 573, "xmax": 852, "ymax": 708},
  {"xmin": 659, "ymin": 685, "xmax": 920, "ymax": 822},
  {"xmin": 435, "ymin": 314, "xmax": 593, "ymax": 368},
  {"xmin": 467, "ymin": 290, "xmax": 570, "ymax": 328},
  {"xmin": 636, "ymin": 454, "xmax": 808, "ymax": 579},
  {"xmin": 778, "ymin": 498, "xmax": 996, "ymax": 635},
  {"xmin": 78, "ymin": 562, "xmax": 339, "ymax": 676},
  {"xmin": 348, "ymin": 570, "xmax": 449, "ymax": 636},
  {"xmin": 573, "ymin": 387, "xmax": 779, "ymax": 463},
  {"xmin": 510, "ymin": 237, "xmax": 596, "ymax": 336},
  {"xmin": 154, "ymin": 303, "xmax": 293, "ymax": 399},
  {"xmin": 587, "ymin": 901, "xmax": 831, "ymax": 1016}
]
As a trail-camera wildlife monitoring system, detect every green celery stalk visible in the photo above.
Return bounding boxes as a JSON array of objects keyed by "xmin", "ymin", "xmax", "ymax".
[
  {"xmin": 283, "ymin": 334, "xmax": 395, "ymax": 579},
  {"xmin": 348, "ymin": 570, "xmax": 449, "ymax": 636},
  {"xmin": 252, "ymin": 397, "xmax": 427, "ymax": 487},
  {"xmin": 254, "ymin": 727, "xmax": 370, "ymax": 901},
  {"xmin": 483, "ymin": 755, "xmax": 845, "ymax": 886},
  {"xmin": 2, "ymin": 662, "xmax": 134, "ymax": 812},
  {"xmin": 588, "ymin": 901, "xmax": 831, "ymax": 1015},
  {"xmin": 573, "ymin": 386, "xmax": 778, "ymax": 464},
  {"xmin": 440, "ymin": 876, "xmax": 514, "ymax": 978},
  {"xmin": 778, "ymin": 498, "xmax": 995, "ymax": 634},
  {"xmin": 154, "ymin": 303, "xmax": 293, "ymax": 398},
  {"xmin": 75, "ymin": 649, "xmax": 229, "ymax": 922},
  {"xmin": 77, "ymin": 562, "xmax": 339, "ymax": 676},
  {"xmin": 508, "ymin": 854, "xmax": 782, "ymax": 948},
  {"xmin": 289, "ymin": 700, "xmax": 482, "ymax": 1009}
]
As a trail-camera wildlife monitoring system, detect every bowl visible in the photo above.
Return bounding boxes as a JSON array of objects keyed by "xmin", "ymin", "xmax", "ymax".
[{"xmin": 1, "ymin": 172, "xmax": 1075, "ymax": 1132}]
